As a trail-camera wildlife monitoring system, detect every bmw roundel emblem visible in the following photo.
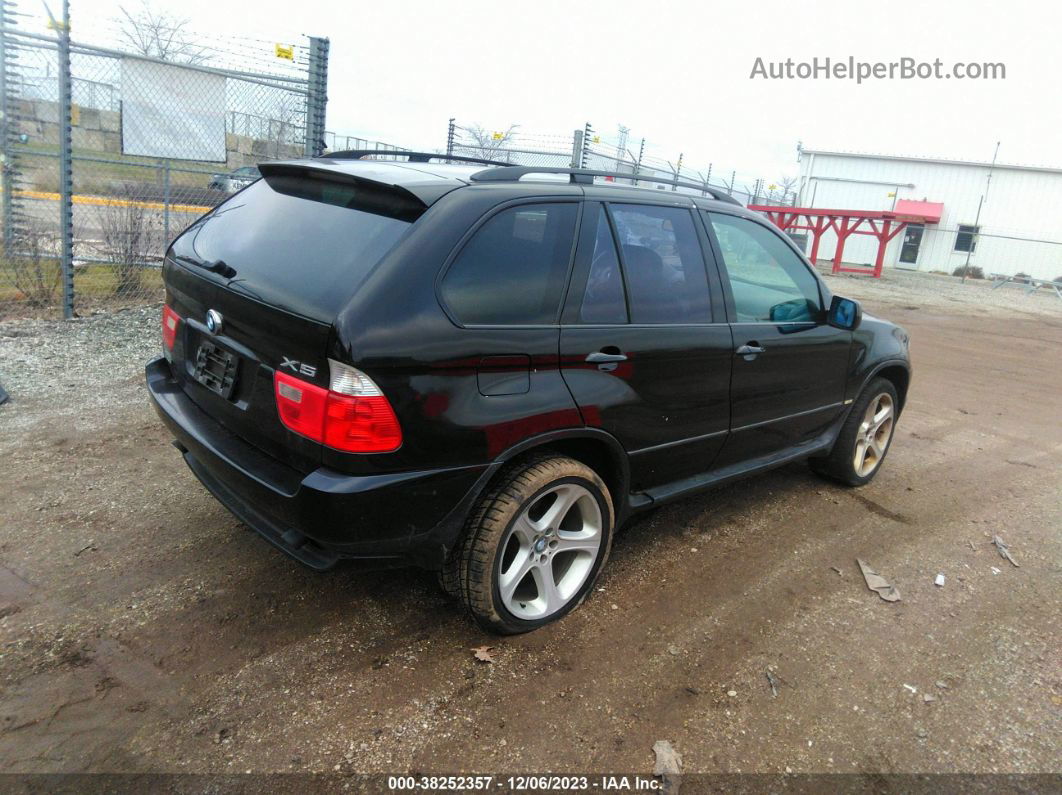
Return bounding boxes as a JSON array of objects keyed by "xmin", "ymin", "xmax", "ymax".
[{"xmin": 205, "ymin": 309, "xmax": 223, "ymax": 335}]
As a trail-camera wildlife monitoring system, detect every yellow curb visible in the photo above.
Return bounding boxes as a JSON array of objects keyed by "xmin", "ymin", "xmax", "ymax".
[{"xmin": 15, "ymin": 189, "xmax": 213, "ymax": 214}]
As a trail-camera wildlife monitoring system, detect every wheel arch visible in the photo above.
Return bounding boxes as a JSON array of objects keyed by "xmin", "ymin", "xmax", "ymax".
[
  {"xmin": 822, "ymin": 359, "xmax": 910, "ymax": 462},
  {"xmin": 421, "ymin": 428, "xmax": 631, "ymax": 571},
  {"xmin": 492, "ymin": 428, "xmax": 631, "ymax": 519},
  {"xmin": 869, "ymin": 362, "xmax": 911, "ymax": 413}
]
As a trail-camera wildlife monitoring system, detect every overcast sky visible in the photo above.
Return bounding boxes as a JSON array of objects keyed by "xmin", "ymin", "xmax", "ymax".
[{"xmin": 36, "ymin": 0, "xmax": 1062, "ymax": 182}]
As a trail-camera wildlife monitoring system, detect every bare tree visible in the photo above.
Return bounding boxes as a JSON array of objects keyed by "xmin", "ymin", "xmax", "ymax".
[
  {"xmin": 270, "ymin": 92, "xmax": 308, "ymax": 157},
  {"xmin": 778, "ymin": 176, "xmax": 799, "ymax": 205},
  {"xmin": 458, "ymin": 124, "xmax": 519, "ymax": 163},
  {"xmin": 94, "ymin": 184, "xmax": 164, "ymax": 297},
  {"xmin": 118, "ymin": 2, "xmax": 209, "ymax": 65},
  {"xmin": 8, "ymin": 224, "xmax": 61, "ymax": 307}
]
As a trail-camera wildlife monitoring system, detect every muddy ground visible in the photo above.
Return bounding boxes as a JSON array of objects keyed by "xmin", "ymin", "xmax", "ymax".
[{"xmin": 0, "ymin": 270, "xmax": 1060, "ymax": 777}]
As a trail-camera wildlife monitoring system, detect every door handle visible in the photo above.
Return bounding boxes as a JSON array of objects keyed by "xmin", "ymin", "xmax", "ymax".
[
  {"xmin": 585, "ymin": 351, "xmax": 628, "ymax": 363},
  {"xmin": 736, "ymin": 343, "xmax": 765, "ymax": 357}
]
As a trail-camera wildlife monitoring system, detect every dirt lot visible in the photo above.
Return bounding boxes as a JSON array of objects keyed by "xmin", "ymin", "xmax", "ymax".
[{"xmin": 0, "ymin": 269, "xmax": 1060, "ymax": 777}]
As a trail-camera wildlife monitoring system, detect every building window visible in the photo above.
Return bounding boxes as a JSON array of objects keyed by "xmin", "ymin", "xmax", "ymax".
[{"xmin": 954, "ymin": 225, "xmax": 979, "ymax": 253}]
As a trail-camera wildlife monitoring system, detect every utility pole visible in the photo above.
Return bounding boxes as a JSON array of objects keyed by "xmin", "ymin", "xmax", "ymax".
[{"xmin": 961, "ymin": 141, "xmax": 1000, "ymax": 283}]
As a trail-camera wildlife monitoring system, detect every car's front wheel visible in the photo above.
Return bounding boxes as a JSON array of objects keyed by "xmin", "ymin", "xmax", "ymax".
[
  {"xmin": 811, "ymin": 377, "xmax": 899, "ymax": 486},
  {"xmin": 446, "ymin": 454, "xmax": 614, "ymax": 634}
]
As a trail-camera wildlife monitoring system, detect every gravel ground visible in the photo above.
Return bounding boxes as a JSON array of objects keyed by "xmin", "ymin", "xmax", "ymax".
[
  {"xmin": 817, "ymin": 266, "xmax": 1062, "ymax": 319},
  {"xmin": 0, "ymin": 269, "xmax": 1059, "ymax": 779},
  {"xmin": 0, "ymin": 305, "xmax": 161, "ymax": 433}
]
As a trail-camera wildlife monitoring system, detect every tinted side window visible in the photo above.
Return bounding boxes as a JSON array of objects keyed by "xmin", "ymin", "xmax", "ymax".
[
  {"xmin": 610, "ymin": 204, "xmax": 711, "ymax": 324},
  {"xmin": 708, "ymin": 213, "xmax": 822, "ymax": 323},
  {"xmin": 441, "ymin": 203, "xmax": 578, "ymax": 325},
  {"xmin": 580, "ymin": 207, "xmax": 627, "ymax": 324}
]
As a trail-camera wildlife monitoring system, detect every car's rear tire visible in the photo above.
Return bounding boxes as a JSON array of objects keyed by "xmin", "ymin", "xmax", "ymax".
[
  {"xmin": 810, "ymin": 377, "xmax": 899, "ymax": 486},
  {"xmin": 446, "ymin": 454, "xmax": 614, "ymax": 634}
]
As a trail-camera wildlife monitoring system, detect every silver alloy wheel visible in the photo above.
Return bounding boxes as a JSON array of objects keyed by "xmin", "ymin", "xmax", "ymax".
[
  {"xmin": 497, "ymin": 483, "xmax": 603, "ymax": 621},
  {"xmin": 854, "ymin": 393, "xmax": 895, "ymax": 477}
]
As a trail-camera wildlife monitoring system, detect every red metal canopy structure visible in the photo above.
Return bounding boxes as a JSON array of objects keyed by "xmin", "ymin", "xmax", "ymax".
[{"xmin": 748, "ymin": 202, "xmax": 943, "ymax": 277}]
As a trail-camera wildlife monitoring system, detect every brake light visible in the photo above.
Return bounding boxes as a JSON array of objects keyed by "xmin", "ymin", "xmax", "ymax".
[
  {"xmin": 273, "ymin": 360, "xmax": 402, "ymax": 453},
  {"xmin": 162, "ymin": 305, "xmax": 181, "ymax": 352}
]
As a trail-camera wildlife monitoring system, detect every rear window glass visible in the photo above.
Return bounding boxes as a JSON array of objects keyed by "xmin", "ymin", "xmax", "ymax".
[
  {"xmin": 441, "ymin": 203, "xmax": 578, "ymax": 325},
  {"xmin": 179, "ymin": 174, "xmax": 421, "ymax": 318}
]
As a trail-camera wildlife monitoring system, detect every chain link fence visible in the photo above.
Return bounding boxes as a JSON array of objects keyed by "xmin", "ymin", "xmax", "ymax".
[
  {"xmin": 1, "ymin": 1, "xmax": 328, "ymax": 320},
  {"xmin": 9, "ymin": 30, "xmax": 1053, "ymax": 325},
  {"xmin": 444, "ymin": 119, "xmax": 795, "ymax": 206}
]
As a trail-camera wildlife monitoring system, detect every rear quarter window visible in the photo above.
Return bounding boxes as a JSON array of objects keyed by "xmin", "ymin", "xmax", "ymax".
[{"xmin": 440, "ymin": 203, "xmax": 578, "ymax": 325}]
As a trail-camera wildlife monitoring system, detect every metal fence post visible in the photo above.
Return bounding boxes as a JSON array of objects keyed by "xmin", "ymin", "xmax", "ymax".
[
  {"xmin": 580, "ymin": 122, "xmax": 592, "ymax": 168},
  {"xmin": 570, "ymin": 128, "xmax": 583, "ymax": 168},
  {"xmin": 162, "ymin": 159, "xmax": 171, "ymax": 245},
  {"xmin": 304, "ymin": 36, "xmax": 329, "ymax": 157},
  {"xmin": 0, "ymin": 4, "xmax": 12, "ymax": 254},
  {"xmin": 57, "ymin": 0, "xmax": 74, "ymax": 319},
  {"xmin": 672, "ymin": 152, "xmax": 683, "ymax": 191},
  {"xmin": 446, "ymin": 117, "xmax": 455, "ymax": 160}
]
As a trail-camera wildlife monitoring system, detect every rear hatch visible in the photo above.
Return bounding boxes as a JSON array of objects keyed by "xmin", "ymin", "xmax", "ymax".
[{"xmin": 164, "ymin": 166, "xmax": 425, "ymax": 472}]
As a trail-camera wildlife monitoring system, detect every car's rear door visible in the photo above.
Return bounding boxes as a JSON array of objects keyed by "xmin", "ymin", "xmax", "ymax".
[
  {"xmin": 559, "ymin": 200, "xmax": 733, "ymax": 493},
  {"xmin": 702, "ymin": 210, "xmax": 851, "ymax": 465},
  {"xmin": 164, "ymin": 168, "xmax": 423, "ymax": 471}
]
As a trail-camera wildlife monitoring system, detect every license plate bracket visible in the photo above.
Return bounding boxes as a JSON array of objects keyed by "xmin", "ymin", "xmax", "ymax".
[{"xmin": 193, "ymin": 341, "xmax": 239, "ymax": 399}]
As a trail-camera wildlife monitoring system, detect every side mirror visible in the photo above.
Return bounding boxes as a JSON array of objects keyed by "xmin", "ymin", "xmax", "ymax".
[{"xmin": 828, "ymin": 296, "xmax": 862, "ymax": 330}]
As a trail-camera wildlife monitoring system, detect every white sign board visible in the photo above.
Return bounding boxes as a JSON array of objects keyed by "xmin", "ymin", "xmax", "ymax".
[{"xmin": 121, "ymin": 59, "xmax": 227, "ymax": 162}]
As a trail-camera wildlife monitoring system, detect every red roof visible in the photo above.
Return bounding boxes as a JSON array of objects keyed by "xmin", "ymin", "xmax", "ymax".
[{"xmin": 893, "ymin": 199, "xmax": 943, "ymax": 223}]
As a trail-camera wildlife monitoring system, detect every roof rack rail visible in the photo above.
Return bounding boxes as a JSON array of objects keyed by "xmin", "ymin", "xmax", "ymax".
[
  {"xmin": 468, "ymin": 166, "xmax": 743, "ymax": 206},
  {"xmin": 326, "ymin": 149, "xmax": 511, "ymax": 167}
]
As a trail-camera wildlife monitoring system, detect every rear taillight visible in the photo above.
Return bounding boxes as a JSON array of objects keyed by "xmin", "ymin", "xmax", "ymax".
[
  {"xmin": 274, "ymin": 360, "xmax": 402, "ymax": 453},
  {"xmin": 162, "ymin": 305, "xmax": 181, "ymax": 353}
]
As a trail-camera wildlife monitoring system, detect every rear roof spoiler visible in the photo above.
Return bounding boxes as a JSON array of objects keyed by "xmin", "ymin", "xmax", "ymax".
[{"xmin": 257, "ymin": 161, "xmax": 460, "ymax": 206}]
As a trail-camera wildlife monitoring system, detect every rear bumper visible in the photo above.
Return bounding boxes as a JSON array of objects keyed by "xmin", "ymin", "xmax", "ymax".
[{"xmin": 146, "ymin": 357, "xmax": 487, "ymax": 570}]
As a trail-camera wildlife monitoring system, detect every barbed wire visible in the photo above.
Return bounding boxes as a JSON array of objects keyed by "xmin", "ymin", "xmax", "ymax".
[{"xmin": 9, "ymin": 1, "xmax": 311, "ymax": 79}]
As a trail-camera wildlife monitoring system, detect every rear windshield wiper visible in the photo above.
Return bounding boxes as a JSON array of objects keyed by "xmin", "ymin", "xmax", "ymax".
[{"xmin": 173, "ymin": 255, "xmax": 237, "ymax": 279}]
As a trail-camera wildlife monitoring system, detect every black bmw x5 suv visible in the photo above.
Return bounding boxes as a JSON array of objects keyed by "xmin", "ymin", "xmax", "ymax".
[{"xmin": 147, "ymin": 153, "xmax": 911, "ymax": 633}]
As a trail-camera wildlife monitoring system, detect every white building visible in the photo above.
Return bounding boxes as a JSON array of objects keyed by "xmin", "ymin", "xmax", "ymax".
[{"xmin": 794, "ymin": 148, "xmax": 1062, "ymax": 281}]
